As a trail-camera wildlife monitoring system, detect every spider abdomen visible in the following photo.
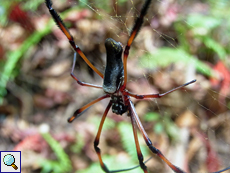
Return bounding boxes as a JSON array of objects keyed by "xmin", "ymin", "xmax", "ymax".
[
  {"xmin": 111, "ymin": 95, "xmax": 127, "ymax": 115},
  {"xmin": 103, "ymin": 38, "xmax": 124, "ymax": 94}
]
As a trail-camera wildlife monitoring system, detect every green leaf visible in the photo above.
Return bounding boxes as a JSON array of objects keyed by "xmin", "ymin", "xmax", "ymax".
[
  {"xmin": 118, "ymin": 121, "xmax": 149, "ymax": 163},
  {"xmin": 70, "ymin": 133, "xmax": 85, "ymax": 154},
  {"xmin": 77, "ymin": 154, "xmax": 141, "ymax": 173},
  {"xmin": 164, "ymin": 119, "xmax": 179, "ymax": 140},
  {"xmin": 140, "ymin": 48, "xmax": 215, "ymax": 77},
  {"xmin": 154, "ymin": 122, "xmax": 163, "ymax": 134},
  {"xmin": 187, "ymin": 14, "xmax": 221, "ymax": 34},
  {"xmin": 201, "ymin": 36, "xmax": 226, "ymax": 60},
  {"xmin": 0, "ymin": 21, "xmax": 53, "ymax": 104},
  {"xmin": 118, "ymin": 122, "xmax": 136, "ymax": 158},
  {"xmin": 40, "ymin": 132, "xmax": 72, "ymax": 173},
  {"xmin": 144, "ymin": 112, "xmax": 160, "ymax": 122}
]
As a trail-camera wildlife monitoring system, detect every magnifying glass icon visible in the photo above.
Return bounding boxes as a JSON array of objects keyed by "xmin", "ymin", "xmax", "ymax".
[{"xmin": 3, "ymin": 154, "xmax": 18, "ymax": 170}]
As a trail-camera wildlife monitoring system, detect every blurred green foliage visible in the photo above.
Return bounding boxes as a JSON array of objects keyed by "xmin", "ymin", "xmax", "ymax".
[
  {"xmin": 0, "ymin": 0, "xmax": 49, "ymax": 104},
  {"xmin": 140, "ymin": 48, "xmax": 213, "ymax": 76},
  {"xmin": 78, "ymin": 120, "xmax": 150, "ymax": 173},
  {"xmin": 0, "ymin": 0, "xmax": 77, "ymax": 104},
  {"xmin": 79, "ymin": 0, "xmax": 127, "ymax": 12},
  {"xmin": 1, "ymin": 0, "xmax": 230, "ymax": 172},
  {"xmin": 118, "ymin": 122, "xmax": 149, "ymax": 160},
  {"xmin": 40, "ymin": 132, "xmax": 72, "ymax": 173},
  {"xmin": 144, "ymin": 112, "xmax": 179, "ymax": 140},
  {"xmin": 0, "ymin": 23, "xmax": 53, "ymax": 104},
  {"xmin": 0, "ymin": 0, "xmax": 45, "ymax": 25},
  {"xmin": 140, "ymin": 0, "xmax": 230, "ymax": 77}
]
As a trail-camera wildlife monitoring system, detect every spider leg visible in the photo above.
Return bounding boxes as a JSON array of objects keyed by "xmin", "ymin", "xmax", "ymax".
[
  {"xmin": 71, "ymin": 53, "xmax": 103, "ymax": 88},
  {"xmin": 123, "ymin": 0, "xmax": 152, "ymax": 89},
  {"xmin": 129, "ymin": 109, "xmax": 148, "ymax": 173},
  {"xmin": 68, "ymin": 94, "xmax": 110, "ymax": 122},
  {"xmin": 45, "ymin": 0, "xmax": 104, "ymax": 78},
  {"xmin": 212, "ymin": 166, "xmax": 230, "ymax": 173},
  {"xmin": 94, "ymin": 101, "xmax": 112, "ymax": 173},
  {"xmin": 128, "ymin": 99, "xmax": 186, "ymax": 173},
  {"xmin": 126, "ymin": 79, "xmax": 196, "ymax": 99},
  {"xmin": 94, "ymin": 101, "xmax": 152, "ymax": 173}
]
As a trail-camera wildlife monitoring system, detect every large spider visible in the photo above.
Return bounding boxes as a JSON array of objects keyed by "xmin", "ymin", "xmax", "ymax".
[{"xmin": 45, "ymin": 0, "xmax": 230, "ymax": 173}]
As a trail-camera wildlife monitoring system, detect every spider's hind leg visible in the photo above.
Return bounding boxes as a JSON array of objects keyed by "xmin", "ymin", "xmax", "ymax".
[
  {"xmin": 94, "ymin": 102, "xmax": 112, "ymax": 172},
  {"xmin": 129, "ymin": 110, "xmax": 148, "ymax": 173},
  {"xmin": 94, "ymin": 101, "xmax": 150, "ymax": 173},
  {"xmin": 128, "ymin": 99, "xmax": 186, "ymax": 173}
]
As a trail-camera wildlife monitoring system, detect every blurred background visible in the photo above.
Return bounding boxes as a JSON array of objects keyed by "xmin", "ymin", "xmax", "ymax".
[{"xmin": 1, "ymin": 0, "xmax": 230, "ymax": 172}]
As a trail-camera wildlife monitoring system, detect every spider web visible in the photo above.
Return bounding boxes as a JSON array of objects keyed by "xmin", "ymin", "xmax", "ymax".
[
  {"xmin": 74, "ymin": 0, "xmax": 230, "ymax": 173},
  {"xmin": 1, "ymin": 0, "xmax": 229, "ymax": 173}
]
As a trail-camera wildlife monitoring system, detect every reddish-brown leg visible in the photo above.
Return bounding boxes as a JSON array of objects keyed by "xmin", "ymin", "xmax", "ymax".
[
  {"xmin": 94, "ymin": 101, "xmax": 112, "ymax": 173},
  {"xmin": 68, "ymin": 94, "xmax": 110, "ymax": 122},
  {"xmin": 45, "ymin": 0, "xmax": 104, "ymax": 78},
  {"xmin": 126, "ymin": 79, "xmax": 196, "ymax": 99},
  {"xmin": 70, "ymin": 53, "xmax": 103, "ymax": 88},
  {"xmin": 212, "ymin": 167, "xmax": 230, "ymax": 173},
  {"xmin": 122, "ymin": 0, "xmax": 152, "ymax": 89},
  {"xmin": 94, "ymin": 102, "xmax": 147, "ymax": 173},
  {"xmin": 128, "ymin": 99, "xmax": 186, "ymax": 173},
  {"xmin": 129, "ymin": 110, "xmax": 148, "ymax": 173}
]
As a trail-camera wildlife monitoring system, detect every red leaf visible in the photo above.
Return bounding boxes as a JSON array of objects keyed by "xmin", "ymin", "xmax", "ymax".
[
  {"xmin": 8, "ymin": 3, "xmax": 35, "ymax": 33},
  {"xmin": 210, "ymin": 61, "xmax": 230, "ymax": 104}
]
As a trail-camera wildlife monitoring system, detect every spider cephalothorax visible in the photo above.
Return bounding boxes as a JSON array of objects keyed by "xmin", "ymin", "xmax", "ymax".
[{"xmin": 111, "ymin": 95, "xmax": 128, "ymax": 115}]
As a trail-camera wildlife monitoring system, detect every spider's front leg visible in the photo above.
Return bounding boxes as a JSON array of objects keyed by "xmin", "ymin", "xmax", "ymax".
[
  {"xmin": 71, "ymin": 53, "xmax": 103, "ymax": 88},
  {"xmin": 45, "ymin": 0, "xmax": 104, "ymax": 86},
  {"xmin": 122, "ymin": 0, "xmax": 152, "ymax": 89},
  {"xmin": 68, "ymin": 94, "xmax": 110, "ymax": 122},
  {"xmin": 126, "ymin": 79, "xmax": 196, "ymax": 99}
]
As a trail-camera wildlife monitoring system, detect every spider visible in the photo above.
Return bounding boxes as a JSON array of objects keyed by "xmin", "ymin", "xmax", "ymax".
[{"xmin": 45, "ymin": 0, "xmax": 230, "ymax": 173}]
